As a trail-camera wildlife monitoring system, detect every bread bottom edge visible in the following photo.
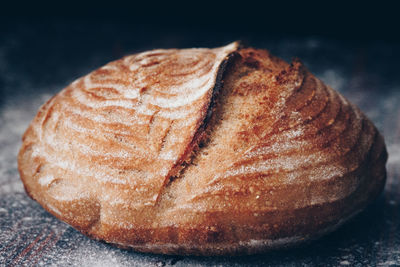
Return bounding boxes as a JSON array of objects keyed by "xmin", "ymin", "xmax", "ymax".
[{"xmin": 107, "ymin": 207, "xmax": 363, "ymax": 256}]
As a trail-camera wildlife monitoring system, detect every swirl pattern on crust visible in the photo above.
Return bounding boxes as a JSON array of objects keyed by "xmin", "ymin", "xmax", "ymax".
[
  {"xmin": 18, "ymin": 43, "xmax": 387, "ymax": 255},
  {"xmin": 19, "ymin": 42, "xmax": 238, "ymax": 210}
]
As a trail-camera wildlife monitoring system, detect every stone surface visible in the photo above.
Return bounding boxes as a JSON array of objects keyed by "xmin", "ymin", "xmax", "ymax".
[{"xmin": 1, "ymin": 21, "xmax": 399, "ymax": 266}]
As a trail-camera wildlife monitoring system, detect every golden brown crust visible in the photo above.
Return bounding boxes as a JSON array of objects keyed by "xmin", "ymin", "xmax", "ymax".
[{"xmin": 18, "ymin": 43, "xmax": 387, "ymax": 256}]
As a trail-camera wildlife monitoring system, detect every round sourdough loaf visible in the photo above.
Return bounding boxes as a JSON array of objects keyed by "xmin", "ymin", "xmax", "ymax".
[{"xmin": 18, "ymin": 42, "xmax": 387, "ymax": 255}]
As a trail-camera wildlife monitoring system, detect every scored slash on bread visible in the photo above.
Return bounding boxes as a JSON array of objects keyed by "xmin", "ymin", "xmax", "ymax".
[{"xmin": 18, "ymin": 42, "xmax": 387, "ymax": 256}]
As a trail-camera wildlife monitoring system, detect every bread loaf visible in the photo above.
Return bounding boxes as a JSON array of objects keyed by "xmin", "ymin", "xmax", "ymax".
[{"xmin": 18, "ymin": 42, "xmax": 387, "ymax": 255}]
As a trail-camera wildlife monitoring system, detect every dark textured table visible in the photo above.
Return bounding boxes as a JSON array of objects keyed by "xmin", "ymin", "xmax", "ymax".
[{"xmin": 1, "ymin": 22, "xmax": 400, "ymax": 266}]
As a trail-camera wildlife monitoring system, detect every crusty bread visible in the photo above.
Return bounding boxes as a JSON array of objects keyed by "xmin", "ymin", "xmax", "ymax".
[{"xmin": 18, "ymin": 42, "xmax": 387, "ymax": 256}]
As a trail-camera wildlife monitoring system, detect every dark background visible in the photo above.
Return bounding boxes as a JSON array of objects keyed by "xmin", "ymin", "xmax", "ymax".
[{"xmin": 1, "ymin": 1, "xmax": 399, "ymax": 42}]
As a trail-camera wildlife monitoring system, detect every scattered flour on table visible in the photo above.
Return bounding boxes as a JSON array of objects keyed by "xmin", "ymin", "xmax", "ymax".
[
  {"xmin": 388, "ymin": 144, "xmax": 400, "ymax": 166},
  {"xmin": 320, "ymin": 69, "xmax": 346, "ymax": 93}
]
